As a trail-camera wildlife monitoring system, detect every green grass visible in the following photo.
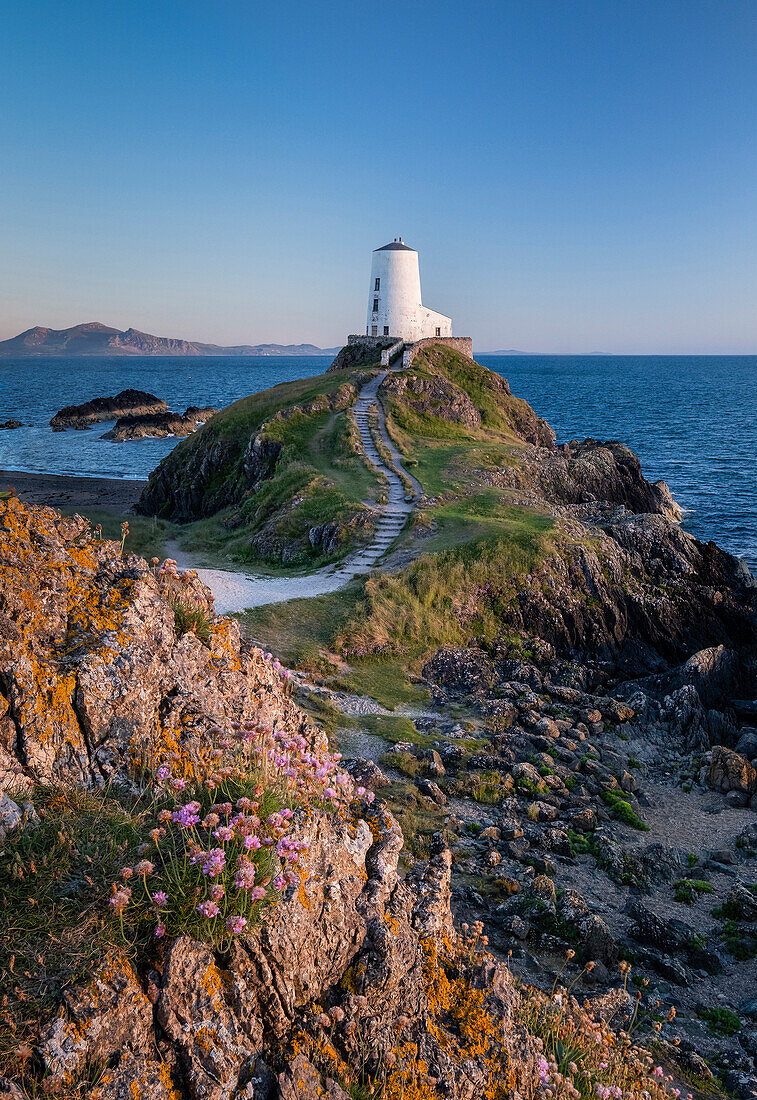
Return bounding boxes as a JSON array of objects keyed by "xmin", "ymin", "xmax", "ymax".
[
  {"xmin": 142, "ymin": 365, "xmax": 386, "ymax": 568},
  {"xmin": 600, "ymin": 789, "xmax": 649, "ymax": 831},
  {"xmin": 697, "ymin": 1007, "xmax": 741, "ymax": 1037},
  {"xmin": 239, "ymin": 591, "xmax": 429, "ymax": 709},
  {"xmin": 336, "ymin": 516, "xmax": 553, "ymax": 659},
  {"xmin": 0, "ymin": 784, "xmax": 148, "ymax": 1071},
  {"xmin": 380, "ymin": 749, "xmax": 420, "ymax": 777},
  {"xmin": 331, "ymin": 659, "xmax": 429, "ymax": 710},
  {"xmin": 240, "ymin": 588, "xmax": 362, "ymax": 673},
  {"xmin": 673, "ymin": 878, "xmax": 714, "ymax": 904}
]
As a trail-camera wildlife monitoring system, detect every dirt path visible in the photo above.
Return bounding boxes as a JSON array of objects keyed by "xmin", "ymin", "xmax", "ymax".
[{"xmin": 173, "ymin": 369, "xmax": 420, "ymax": 613}]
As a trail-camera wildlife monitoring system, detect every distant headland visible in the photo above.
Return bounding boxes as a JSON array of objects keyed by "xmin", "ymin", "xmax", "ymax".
[{"xmin": 0, "ymin": 321, "xmax": 340, "ymax": 358}]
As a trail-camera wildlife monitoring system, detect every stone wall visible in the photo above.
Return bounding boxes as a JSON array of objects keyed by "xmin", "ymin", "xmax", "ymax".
[
  {"xmin": 402, "ymin": 336, "xmax": 473, "ymax": 367},
  {"xmin": 346, "ymin": 334, "xmax": 396, "ymax": 349}
]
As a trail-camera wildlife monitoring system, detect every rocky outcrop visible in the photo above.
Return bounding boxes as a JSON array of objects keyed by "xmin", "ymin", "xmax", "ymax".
[
  {"xmin": 380, "ymin": 350, "xmax": 556, "ymax": 447},
  {"xmin": 0, "ymin": 420, "xmax": 22, "ymax": 430},
  {"xmin": 0, "ymin": 497, "xmax": 309, "ymax": 793},
  {"xmin": 382, "ymin": 371, "xmax": 484, "ymax": 431},
  {"xmin": 50, "ymin": 389, "xmax": 168, "ymax": 429},
  {"xmin": 495, "ymin": 438, "xmax": 683, "ymax": 519},
  {"xmin": 706, "ymin": 745, "xmax": 757, "ymax": 795},
  {"xmin": 102, "ymin": 406, "xmax": 217, "ymax": 441},
  {"xmin": 34, "ymin": 809, "xmax": 542, "ymax": 1100}
]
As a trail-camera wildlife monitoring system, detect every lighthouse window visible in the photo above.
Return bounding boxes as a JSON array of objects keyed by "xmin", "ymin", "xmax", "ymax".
[
  {"xmin": 383, "ymin": 326, "xmax": 389, "ymax": 335},
  {"xmin": 374, "ymin": 278, "xmax": 380, "ymax": 291},
  {"xmin": 371, "ymin": 325, "xmax": 377, "ymax": 336},
  {"xmin": 373, "ymin": 298, "xmax": 379, "ymax": 313},
  {"xmin": 435, "ymin": 327, "xmax": 441, "ymax": 337}
]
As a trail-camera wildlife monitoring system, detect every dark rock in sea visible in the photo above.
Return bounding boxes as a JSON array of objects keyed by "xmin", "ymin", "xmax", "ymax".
[
  {"xmin": 102, "ymin": 406, "xmax": 217, "ymax": 441},
  {"xmin": 50, "ymin": 389, "xmax": 167, "ymax": 429},
  {"xmin": 0, "ymin": 420, "xmax": 23, "ymax": 430}
]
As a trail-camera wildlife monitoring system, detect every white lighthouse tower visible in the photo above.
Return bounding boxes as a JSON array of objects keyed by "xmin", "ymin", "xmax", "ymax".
[{"xmin": 365, "ymin": 239, "xmax": 452, "ymax": 342}]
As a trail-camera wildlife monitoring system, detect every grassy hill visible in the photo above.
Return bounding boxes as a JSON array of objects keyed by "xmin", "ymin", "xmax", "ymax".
[
  {"xmin": 240, "ymin": 345, "xmax": 558, "ymax": 701},
  {"xmin": 137, "ymin": 365, "xmax": 387, "ymax": 567}
]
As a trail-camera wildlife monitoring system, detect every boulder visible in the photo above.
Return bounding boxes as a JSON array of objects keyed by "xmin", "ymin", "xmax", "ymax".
[{"xmin": 706, "ymin": 746, "xmax": 757, "ymax": 795}]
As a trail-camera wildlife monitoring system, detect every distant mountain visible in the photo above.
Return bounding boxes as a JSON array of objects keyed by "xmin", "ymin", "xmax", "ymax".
[{"xmin": 0, "ymin": 322, "xmax": 340, "ymax": 357}]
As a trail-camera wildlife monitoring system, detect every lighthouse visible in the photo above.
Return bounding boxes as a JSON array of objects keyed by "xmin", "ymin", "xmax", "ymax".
[{"xmin": 365, "ymin": 239, "xmax": 452, "ymax": 342}]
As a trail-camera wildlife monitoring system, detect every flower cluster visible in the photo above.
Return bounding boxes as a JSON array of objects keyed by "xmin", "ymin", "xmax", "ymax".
[
  {"xmin": 260, "ymin": 647, "xmax": 293, "ymax": 681},
  {"xmin": 519, "ymin": 957, "xmax": 690, "ymax": 1100},
  {"xmin": 108, "ymin": 717, "xmax": 373, "ymax": 946}
]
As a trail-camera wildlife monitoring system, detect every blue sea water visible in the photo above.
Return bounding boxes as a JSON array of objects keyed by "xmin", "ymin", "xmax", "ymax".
[{"xmin": 0, "ymin": 354, "xmax": 754, "ymax": 566}]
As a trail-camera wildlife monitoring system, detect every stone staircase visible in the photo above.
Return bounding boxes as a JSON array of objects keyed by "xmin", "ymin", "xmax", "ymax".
[{"xmin": 331, "ymin": 370, "xmax": 417, "ymax": 581}]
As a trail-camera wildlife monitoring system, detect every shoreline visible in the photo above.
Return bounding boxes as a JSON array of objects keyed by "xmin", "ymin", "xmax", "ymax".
[{"xmin": 0, "ymin": 469, "xmax": 147, "ymax": 513}]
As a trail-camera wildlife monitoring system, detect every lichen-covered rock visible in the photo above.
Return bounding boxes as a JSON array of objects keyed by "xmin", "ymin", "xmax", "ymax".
[
  {"xmin": 706, "ymin": 745, "xmax": 757, "ymax": 795},
  {"xmin": 38, "ymin": 952, "xmax": 153, "ymax": 1084},
  {"xmin": 0, "ymin": 497, "xmax": 311, "ymax": 792},
  {"xmin": 29, "ymin": 804, "xmax": 542, "ymax": 1100}
]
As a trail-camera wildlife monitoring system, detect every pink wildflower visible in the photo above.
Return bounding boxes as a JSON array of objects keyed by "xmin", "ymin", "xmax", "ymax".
[
  {"xmin": 197, "ymin": 899, "xmax": 220, "ymax": 918},
  {"xmin": 244, "ymin": 834, "xmax": 262, "ymax": 850},
  {"xmin": 153, "ymin": 891, "xmax": 168, "ymax": 908},
  {"xmin": 109, "ymin": 886, "xmax": 132, "ymax": 914},
  {"xmin": 172, "ymin": 801, "xmax": 201, "ymax": 829},
  {"xmin": 234, "ymin": 863, "xmax": 257, "ymax": 890},
  {"xmin": 226, "ymin": 915, "xmax": 247, "ymax": 934},
  {"xmin": 155, "ymin": 922, "xmax": 166, "ymax": 938},
  {"xmin": 156, "ymin": 764, "xmax": 171, "ymax": 781},
  {"xmin": 134, "ymin": 860, "xmax": 154, "ymax": 876},
  {"xmin": 210, "ymin": 883, "xmax": 225, "ymax": 901},
  {"xmin": 202, "ymin": 848, "xmax": 226, "ymax": 877}
]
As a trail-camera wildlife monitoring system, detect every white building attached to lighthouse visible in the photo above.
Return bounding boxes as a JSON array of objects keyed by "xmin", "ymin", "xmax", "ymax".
[{"xmin": 366, "ymin": 239, "xmax": 452, "ymax": 342}]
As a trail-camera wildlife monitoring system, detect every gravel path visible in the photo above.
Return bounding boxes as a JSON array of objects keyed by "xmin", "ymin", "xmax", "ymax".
[{"xmin": 173, "ymin": 369, "xmax": 420, "ymax": 613}]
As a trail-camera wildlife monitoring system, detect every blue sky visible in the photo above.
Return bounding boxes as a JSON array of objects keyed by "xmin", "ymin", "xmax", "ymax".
[{"xmin": 2, "ymin": 0, "xmax": 757, "ymax": 352}]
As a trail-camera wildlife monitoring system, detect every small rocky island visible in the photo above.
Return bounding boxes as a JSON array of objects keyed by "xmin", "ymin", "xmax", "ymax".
[
  {"xmin": 50, "ymin": 389, "xmax": 168, "ymax": 429},
  {"xmin": 102, "ymin": 405, "xmax": 218, "ymax": 441},
  {"xmin": 50, "ymin": 389, "xmax": 217, "ymax": 440}
]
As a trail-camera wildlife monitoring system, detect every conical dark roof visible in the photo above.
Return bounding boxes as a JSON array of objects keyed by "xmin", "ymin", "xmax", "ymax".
[{"xmin": 375, "ymin": 239, "xmax": 416, "ymax": 251}]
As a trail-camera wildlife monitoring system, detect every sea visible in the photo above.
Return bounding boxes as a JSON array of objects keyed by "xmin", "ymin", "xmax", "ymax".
[{"xmin": 0, "ymin": 354, "xmax": 755, "ymax": 567}]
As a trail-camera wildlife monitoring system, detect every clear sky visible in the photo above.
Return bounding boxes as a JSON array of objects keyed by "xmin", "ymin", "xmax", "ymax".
[{"xmin": 3, "ymin": 0, "xmax": 757, "ymax": 352}]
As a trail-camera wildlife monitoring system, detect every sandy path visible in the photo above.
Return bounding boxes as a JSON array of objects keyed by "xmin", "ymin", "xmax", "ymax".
[{"xmin": 174, "ymin": 369, "xmax": 420, "ymax": 613}]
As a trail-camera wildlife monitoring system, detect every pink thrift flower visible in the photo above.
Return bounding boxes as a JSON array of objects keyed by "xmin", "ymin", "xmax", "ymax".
[
  {"xmin": 134, "ymin": 860, "xmax": 154, "ymax": 876},
  {"xmin": 210, "ymin": 883, "xmax": 225, "ymax": 901},
  {"xmin": 244, "ymin": 834, "xmax": 262, "ymax": 850},
  {"xmin": 156, "ymin": 764, "xmax": 171, "ymax": 781},
  {"xmin": 226, "ymin": 915, "xmax": 247, "ymax": 934},
  {"xmin": 273, "ymin": 874, "xmax": 285, "ymax": 891},
  {"xmin": 197, "ymin": 899, "xmax": 220, "ymax": 918},
  {"xmin": 155, "ymin": 922, "xmax": 166, "ymax": 939},
  {"xmin": 234, "ymin": 863, "xmax": 257, "ymax": 890},
  {"xmin": 202, "ymin": 848, "xmax": 226, "ymax": 877},
  {"xmin": 109, "ymin": 886, "xmax": 132, "ymax": 914},
  {"xmin": 248, "ymin": 886, "xmax": 267, "ymax": 903},
  {"xmin": 153, "ymin": 891, "xmax": 168, "ymax": 908}
]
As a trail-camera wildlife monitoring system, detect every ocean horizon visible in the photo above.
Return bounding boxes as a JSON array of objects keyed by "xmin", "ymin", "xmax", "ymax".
[{"xmin": 1, "ymin": 353, "xmax": 755, "ymax": 567}]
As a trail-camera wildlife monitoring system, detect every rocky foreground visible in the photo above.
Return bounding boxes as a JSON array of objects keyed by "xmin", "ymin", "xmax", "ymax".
[{"xmin": 0, "ymin": 496, "xmax": 727, "ymax": 1100}]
